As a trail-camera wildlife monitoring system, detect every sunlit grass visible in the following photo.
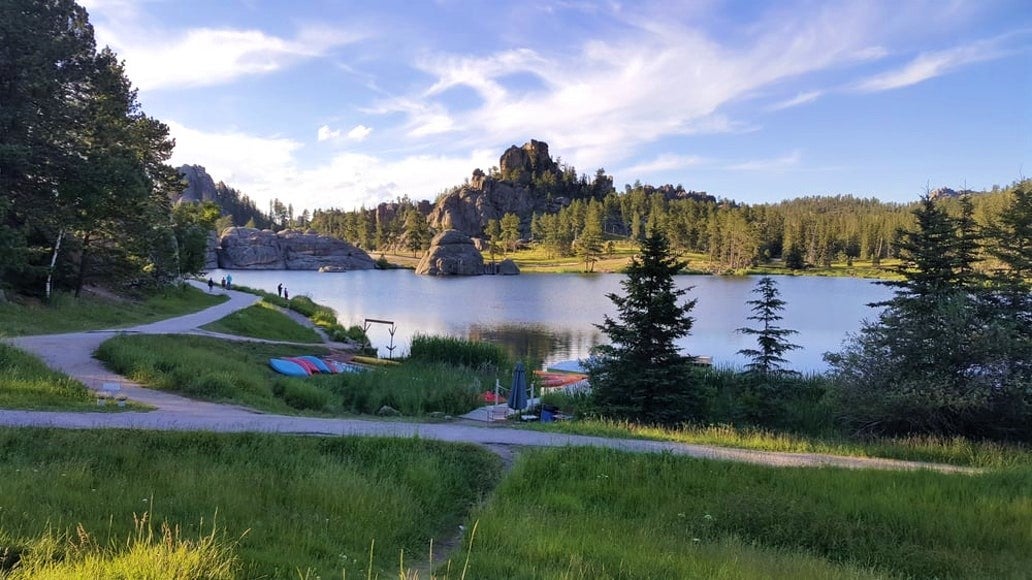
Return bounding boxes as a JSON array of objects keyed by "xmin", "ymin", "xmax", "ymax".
[
  {"xmin": 528, "ymin": 418, "xmax": 1031, "ymax": 469},
  {"xmin": 0, "ymin": 343, "xmax": 149, "ymax": 411},
  {"xmin": 453, "ymin": 447, "xmax": 1031, "ymax": 579},
  {"xmin": 0, "ymin": 284, "xmax": 226, "ymax": 337},
  {"xmin": 200, "ymin": 300, "xmax": 322, "ymax": 343},
  {"xmin": 0, "ymin": 428, "xmax": 501, "ymax": 578}
]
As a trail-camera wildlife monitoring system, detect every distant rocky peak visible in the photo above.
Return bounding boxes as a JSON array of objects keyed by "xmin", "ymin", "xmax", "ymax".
[
  {"xmin": 174, "ymin": 164, "xmax": 218, "ymax": 204},
  {"xmin": 498, "ymin": 139, "xmax": 558, "ymax": 185}
]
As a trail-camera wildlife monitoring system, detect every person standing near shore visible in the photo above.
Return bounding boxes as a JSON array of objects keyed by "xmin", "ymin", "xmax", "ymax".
[
  {"xmin": 283, "ymin": 287, "xmax": 289, "ymax": 300},
  {"xmin": 277, "ymin": 283, "xmax": 283, "ymax": 297},
  {"xmin": 226, "ymin": 273, "xmax": 233, "ymax": 289}
]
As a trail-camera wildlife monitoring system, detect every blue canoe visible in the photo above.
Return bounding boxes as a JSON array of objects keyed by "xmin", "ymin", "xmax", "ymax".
[
  {"xmin": 297, "ymin": 355, "xmax": 333, "ymax": 374},
  {"xmin": 269, "ymin": 358, "xmax": 310, "ymax": 377}
]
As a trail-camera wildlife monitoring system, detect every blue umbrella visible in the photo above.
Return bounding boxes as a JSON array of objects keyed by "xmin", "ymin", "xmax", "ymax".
[{"xmin": 507, "ymin": 361, "xmax": 528, "ymax": 411}]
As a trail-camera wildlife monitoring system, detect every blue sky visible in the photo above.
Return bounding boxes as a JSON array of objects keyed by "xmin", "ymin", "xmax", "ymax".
[{"xmin": 81, "ymin": 0, "xmax": 1031, "ymax": 211}]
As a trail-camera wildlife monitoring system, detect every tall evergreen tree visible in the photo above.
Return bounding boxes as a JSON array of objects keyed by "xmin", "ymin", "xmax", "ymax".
[
  {"xmin": 588, "ymin": 231, "xmax": 699, "ymax": 425},
  {"xmin": 576, "ymin": 202, "xmax": 604, "ymax": 272},
  {"xmin": 737, "ymin": 277, "xmax": 799, "ymax": 374}
]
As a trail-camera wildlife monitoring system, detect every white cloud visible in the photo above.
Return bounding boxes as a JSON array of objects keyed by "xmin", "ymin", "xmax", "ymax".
[
  {"xmin": 855, "ymin": 39, "xmax": 1008, "ymax": 92},
  {"xmin": 167, "ymin": 120, "xmax": 492, "ymax": 211},
  {"xmin": 347, "ymin": 125, "xmax": 373, "ymax": 141},
  {"xmin": 768, "ymin": 90, "xmax": 824, "ymax": 111},
  {"xmin": 317, "ymin": 125, "xmax": 342, "ymax": 142}
]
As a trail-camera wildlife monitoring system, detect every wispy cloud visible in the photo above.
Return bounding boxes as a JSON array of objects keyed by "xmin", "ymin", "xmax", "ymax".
[
  {"xmin": 621, "ymin": 154, "xmax": 708, "ymax": 175},
  {"xmin": 768, "ymin": 90, "xmax": 824, "ymax": 111},
  {"xmin": 854, "ymin": 37, "xmax": 1013, "ymax": 92},
  {"xmin": 317, "ymin": 125, "xmax": 341, "ymax": 142},
  {"xmin": 725, "ymin": 151, "xmax": 802, "ymax": 171}
]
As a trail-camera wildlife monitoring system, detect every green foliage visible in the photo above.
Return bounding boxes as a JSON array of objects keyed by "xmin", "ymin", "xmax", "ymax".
[
  {"xmin": 455, "ymin": 447, "xmax": 1031, "ymax": 579},
  {"xmin": 408, "ymin": 334, "xmax": 510, "ymax": 370},
  {"xmin": 0, "ymin": 429, "xmax": 500, "ymax": 577},
  {"xmin": 200, "ymin": 301, "xmax": 322, "ymax": 343},
  {"xmin": 736, "ymin": 276, "xmax": 800, "ymax": 374},
  {"xmin": 171, "ymin": 201, "xmax": 220, "ymax": 276},
  {"xmin": 589, "ymin": 231, "xmax": 700, "ymax": 425},
  {"xmin": 827, "ymin": 195, "xmax": 1032, "ymax": 441}
]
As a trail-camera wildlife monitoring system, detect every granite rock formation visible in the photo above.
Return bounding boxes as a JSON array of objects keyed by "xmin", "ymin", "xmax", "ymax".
[
  {"xmin": 217, "ymin": 227, "xmax": 375, "ymax": 271},
  {"xmin": 415, "ymin": 230, "xmax": 485, "ymax": 276}
]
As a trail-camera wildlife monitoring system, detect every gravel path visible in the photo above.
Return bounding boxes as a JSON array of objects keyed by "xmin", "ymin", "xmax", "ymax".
[{"xmin": 1, "ymin": 282, "xmax": 979, "ymax": 474}]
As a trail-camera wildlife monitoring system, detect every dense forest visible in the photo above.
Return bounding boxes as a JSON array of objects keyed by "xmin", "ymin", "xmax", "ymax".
[{"xmin": 0, "ymin": 0, "xmax": 216, "ymax": 298}]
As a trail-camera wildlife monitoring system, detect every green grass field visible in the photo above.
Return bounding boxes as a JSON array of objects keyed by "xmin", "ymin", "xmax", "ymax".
[
  {"xmin": 454, "ymin": 447, "xmax": 1032, "ymax": 579},
  {"xmin": 200, "ymin": 301, "xmax": 322, "ymax": 343},
  {"xmin": 0, "ymin": 285, "xmax": 226, "ymax": 337},
  {"xmin": 95, "ymin": 334, "xmax": 493, "ymax": 417},
  {"xmin": 0, "ymin": 428, "xmax": 501, "ymax": 578}
]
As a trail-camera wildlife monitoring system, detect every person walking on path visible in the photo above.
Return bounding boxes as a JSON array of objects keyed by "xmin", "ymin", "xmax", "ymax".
[
  {"xmin": 277, "ymin": 283, "xmax": 283, "ymax": 297},
  {"xmin": 207, "ymin": 278, "xmax": 214, "ymax": 293},
  {"xmin": 220, "ymin": 277, "xmax": 226, "ymax": 289},
  {"xmin": 226, "ymin": 274, "xmax": 233, "ymax": 289}
]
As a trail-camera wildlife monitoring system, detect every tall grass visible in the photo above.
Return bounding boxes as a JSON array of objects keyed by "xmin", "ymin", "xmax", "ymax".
[
  {"xmin": 409, "ymin": 334, "xmax": 510, "ymax": 370},
  {"xmin": 331, "ymin": 362, "xmax": 495, "ymax": 416},
  {"xmin": 200, "ymin": 301, "xmax": 322, "ymax": 343},
  {"xmin": 0, "ymin": 284, "xmax": 226, "ymax": 337},
  {"xmin": 0, "ymin": 344, "xmax": 94, "ymax": 410},
  {"xmin": 95, "ymin": 335, "xmax": 491, "ymax": 417},
  {"xmin": 0, "ymin": 428, "xmax": 501, "ymax": 578},
  {"xmin": 95, "ymin": 334, "xmax": 330, "ymax": 413},
  {"xmin": 453, "ymin": 447, "xmax": 1032, "ymax": 579}
]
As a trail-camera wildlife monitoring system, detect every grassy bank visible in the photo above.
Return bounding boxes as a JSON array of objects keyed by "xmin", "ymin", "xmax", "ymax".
[
  {"xmin": 454, "ymin": 447, "xmax": 1031, "ymax": 579},
  {"xmin": 230, "ymin": 285, "xmax": 368, "ymax": 346},
  {"xmin": 200, "ymin": 301, "xmax": 322, "ymax": 343},
  {"xmin": 0, "ymin": 344, "xmax": 96, "ymax": 411},
  {"xmin": 0, "ymin": 428, "xmax": 500, "ymax": 578},
  {"xmin": 96, "ymin": 334, "xmax": 495, "ymax": 417},
  {"xmin": 0, "ymin": 284, "xmax": 226, "ymax": 337}
]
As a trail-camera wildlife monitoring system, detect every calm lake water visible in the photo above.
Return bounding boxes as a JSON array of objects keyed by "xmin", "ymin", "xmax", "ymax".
[{"xmin": 208, "ymin": 269, "xmax": 892, "ymax": 373}]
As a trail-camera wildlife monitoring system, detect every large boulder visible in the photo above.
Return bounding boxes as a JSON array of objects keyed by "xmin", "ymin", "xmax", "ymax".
[
  {"xmin": 217, "ymin": 227, "xmax": 375, "ymax": 270},
  {"xmin": 415, "ymin": 230, "xmax": 485, "ymax": 276},
  {"xmin": 497, "ymin": 258, "xmax": 520, "ymax": 275}
]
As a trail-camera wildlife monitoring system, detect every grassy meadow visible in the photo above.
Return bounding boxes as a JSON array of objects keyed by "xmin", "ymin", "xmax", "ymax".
[
  {"xmin": 0, "ymin": 428, "xmax": 500, "ymax": 578},
  {"xmin": 200, "ymin": 301, "xmax": 322, "ymax": 343},
  {"xmin": 95, "ymin": 334, "xmax": 497, "ymax": 417},
  {"xmin": 0, "ymin": 284, "xmax": 226, "ymax": 337},
  {"xmin": 454, "ymin": 446, "xmax": 1032, "ymax": 579}
]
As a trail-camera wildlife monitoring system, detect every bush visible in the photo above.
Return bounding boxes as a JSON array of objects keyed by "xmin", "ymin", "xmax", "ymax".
[{"xmin": 408, "ymin": 334, "xmax": 510, "ymax": 370}]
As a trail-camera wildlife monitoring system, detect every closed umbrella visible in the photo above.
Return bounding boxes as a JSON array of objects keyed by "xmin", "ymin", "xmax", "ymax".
[{"xmin": 507, "ymin": 361, "xmax": 528, "ymax": 411}]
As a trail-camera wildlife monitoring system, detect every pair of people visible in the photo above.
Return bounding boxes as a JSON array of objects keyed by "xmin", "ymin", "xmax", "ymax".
[{"xmin": 277, "ymin": 283, "xmax": 289, "ymax": 300}]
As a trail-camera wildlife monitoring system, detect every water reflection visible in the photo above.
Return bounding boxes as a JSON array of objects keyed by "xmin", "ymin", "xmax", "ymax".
[{"xmin": 467, "ymin": 323, "xmax": 605, "ymax": 368}]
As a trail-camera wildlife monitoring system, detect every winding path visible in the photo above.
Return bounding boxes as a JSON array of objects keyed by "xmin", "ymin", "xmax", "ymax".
[{"xmin": 1, "ymin": 283, "xmax": 978, "ymax": 474}]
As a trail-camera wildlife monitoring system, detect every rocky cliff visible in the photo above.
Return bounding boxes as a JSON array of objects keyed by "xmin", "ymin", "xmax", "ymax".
[
  {"xmin": 217, "ymin": 227, "xmax": 376, "ymax": 271},
  {"xmin": 427, "ymin": 140, "xmax": 570, "ymax": 238}
]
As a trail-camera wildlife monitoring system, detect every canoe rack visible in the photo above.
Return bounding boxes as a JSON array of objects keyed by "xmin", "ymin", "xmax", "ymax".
[{"xmin": 363, "ymin": 318, "xmax": 397, "ymax": 359}]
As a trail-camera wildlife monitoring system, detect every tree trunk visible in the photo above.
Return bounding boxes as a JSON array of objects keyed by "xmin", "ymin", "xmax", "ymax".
[
  {"xmin": 74, "ymin": 231, "xmax": 91, "ymax": 298},
  {"xmin": 45, "ymin": 229, "xmax": 64, "ymax": 301}
]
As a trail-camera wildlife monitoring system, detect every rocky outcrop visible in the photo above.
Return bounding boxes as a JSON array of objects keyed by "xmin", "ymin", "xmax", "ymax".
[
  {"xmin": 175, "ymin": 164, "xmax": 218, "ymax": 204},
  {"xmin": 415, "ymin": 230, "xmax": 484, "ymax": 276},
  {"xmin": 217, "ymin": 227, "xmax": 376, "ymax": 271},
  {"xmin": 427, "ymin": 140, "xmax": 570, "ymax": 238},
  {"xmin": 203, "ymin": 231, "xmax": 220, "ymax": 270}
]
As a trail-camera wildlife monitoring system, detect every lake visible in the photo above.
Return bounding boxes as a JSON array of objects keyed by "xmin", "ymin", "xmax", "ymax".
[{"xmin": 208, "ymin": 269, "xmax": 892, "ymax": 373}]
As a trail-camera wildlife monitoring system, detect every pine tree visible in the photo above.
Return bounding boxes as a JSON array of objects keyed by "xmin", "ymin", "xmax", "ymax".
[
  {"xmin": 576, "ymin": 202, "xmax": 604, "ymax": 272},
  {"xmin": 736, "ymin": 277, "xmax": 799, "ymax": 374},
  {"xmin": 588, "ymin": 231, "xmax": 699, "ymax": 425}
]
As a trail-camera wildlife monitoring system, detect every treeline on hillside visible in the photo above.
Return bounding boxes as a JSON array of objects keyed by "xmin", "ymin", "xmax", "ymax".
[
  {"xmin": 0, "ymin": 1, "xmax": 212, "ymax": 297},
  {"xmin": 304, "ymin": 174, "xmax": 1028, "ymax": 273}
]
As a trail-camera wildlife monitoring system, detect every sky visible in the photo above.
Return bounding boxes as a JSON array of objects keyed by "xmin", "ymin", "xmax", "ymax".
[{"xmin": 79, "ymin": 0, "xmax": 1031, "ymax": 212}]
